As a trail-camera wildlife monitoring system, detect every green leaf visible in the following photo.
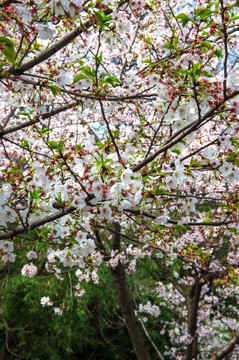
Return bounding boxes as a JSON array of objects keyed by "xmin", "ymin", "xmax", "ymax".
[
  {"xmin": 190, "ymin": 159, "xmax": 203, "ymax": 167},
  {"xmin": 0, "ymin": 36, "xmax": 17, "ymax": 66},
  {"xmin": 202, "ymin": 70, "xmax": 214, "ymax": 77},
  {"xmin": 94, "ymin": 11, "xmax": 112, "ymax": 28},
  {"xmin": 104, "ymin": 75, "xmax": 121, "ymax": 86},
  {"xmin": 0, "ymin": 36, "xmax": 14, "ymax": 48},
  {"xmin": 195, "ymin": 8, "xmax": 214, "ymax": 19},
  {"xmin": 80, "ymin": 66, "xmax": 95, "ymax": 80},
  {"xmin": 95, "ymin": 10, "xmax": 104, "ymax": 22},
  {"xmin": 47, "ymin": 141, "xmax": 58, "ymax": 150},
  {"xmin": 94, "ymin": 53, "xmax": 103, "ymax": 63},
  {"xmin": 163, "ymin": 42, "xmax": 174, "ymax": 50},
  {"xmin": 39, "ymin": 127, "xmax": 50, "ymax": 135},
  {"xmin": 172, "ymin": 147, "xmax": 181, "ymax": 154},
  {"xmin": 46, "ymin": 85, "xmax": 62, "ymax": 97},
  {"xmin": 173, "ymin": 36, "xmax": 179, "ymax": 46},
  {"xmin": 214, "ymin": 49, "xmax": 223, "ymax": 58},
  {"xmin": 201, "ymin": 41, "xmax": 212, "ymax": 50},
  {"xmin": 193, "ymin": 62, "xmax": 201, "ymax": 71},
  {"xmin": 29, "ymin": 189, "xmax": 42, "ymax": 201},
  {"xmin": 21, "ymin": 140, "xmax": 30, "ymax": 149},
  {"xmin": 176, "ymin": 13, "xmax": 191, "ymax": 27},
  {"xmin": 231, "ymin": 15, "xmax": 239, "ymax": 20},
  {"xmin": 72, "ymin": 73, "xmax": 87, "ymax": 84}
]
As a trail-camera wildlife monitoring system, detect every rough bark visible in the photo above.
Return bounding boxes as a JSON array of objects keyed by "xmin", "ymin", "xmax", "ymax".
[
  {"xmin": 185, "ymin": 279, "xmax": 203, "ymax": 360},
  {"xmin": 210, "ymin": 334, "xmax": 239, "ymax": 360},
  {"xmin": 109, "ymin": 223, "xmax": 151, "ymax": 360}
]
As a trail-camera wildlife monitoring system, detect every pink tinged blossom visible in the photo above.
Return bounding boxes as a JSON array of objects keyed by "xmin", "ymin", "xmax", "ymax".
[
  {"xmin": 21, "ymin": 263, "xmax": 38, "ymax": 278},
  {"xmin": 40, "ymin": 296, "xmax": 53, "ymax": 307},
  {"xmin": 180, "ymin": 334, "xmax": 194, "ymax": 345},
  {"xmin": 91, "ymin": 271, "xmax": 99, "ymax": 284},
  {"xmin": 98, "ymin": 204, "xmax": 112, "ymax": 220},
  {"xmin": 138, "ymin": 301, "xmax": 160, "ymax": 318},
  {"xmin": 47, "ymin": 252, "xmax": 58, "ymax": 264},
  {"xmin": 54, "ymin": 307, "xmax": 63, "ymax": 316},
  {"xmin": 2, "ymin": 253, "xmax": 16, "ymax": 263},
  {"xmin": 72, "ymin": 193, "xmax": 87, "ymax": 209},
  {"xmin": 74, "ymin": 288, "xmax": 85, "ymax": 297},
  {"xmin": 92, "ymin": 181, "xmax": 103, "ymax": 197},
  {"xmin": 75, "ymin": 231, "xmax": 88, "ymax": 244},
  {"xmin": 166, "ymin": 176, "xmax": 178, "ymax": 189},
  {"xmin": 26, "ymin": 251, "xmax": 38, "ymax": 260}
]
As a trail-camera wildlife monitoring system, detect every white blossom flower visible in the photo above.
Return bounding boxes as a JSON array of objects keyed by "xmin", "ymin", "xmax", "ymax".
[
  {"xmin": 48, "ymin": 0, "xmax": 70, "ymax": 16},
  {"xmin": 21, "ymin": 263, "xmax": 38, "ymax": 278},
  {"xmin": 55, "ymin": 71, "xmax": 73, "ymax": 87},
  {"xmin": 119, "ymin": 199, "xmax": 132, "ymax": 210},
  {"xmin": 75, "ymin": 231, "xmax": 88, "ymax": 244},
  {"xmin": 0, "ymin": 206, "xmax": 18, "ymax": 225},
  {"xmin": 166, "ymin": 176, "xmax": 178, "ymax": 189},
  {"xmin": 26, "ymin": 251, "xmax": 38, "ymax": 260},
  {"xmin": 92, "ymin": 181, "xmax": 103, "ymax": 197},
  {"xmin": 37, "ymin": 23, "xmax": 56, "ymax": 40},
  {"xmin": 40, "ymin": 296, "xmax": 53, "ymax": 307},
  {"xmin": 121, "ymin": 168, "xmax": 133, "ymax": 184},
  {"xmin": 2, "ymin": 253, "xmax": 16, "ymax": 263},
  {"xmin": 220, "ymin": 161, "xmax": 233, "ymax": 177},
  {"xmin": 54, "ymin": 307, "xmax": 63, "ymax": 315},
  {"xmin": 226, "ymin": 170, "xmax": 239, "ymax": 182},
  {"xmin": 201, "ymin": 146, "xmax": 217, "ymax": 160},
  {"xmin": 155, "ymin": 216, "xmax": 170, "ymax": 225},
  {"xmin": 0, "ymin": 184, "xmax": 12, "ymax": 206},
  {"xmin": 0, "ymin": 240, "xmax": 14, "ymax": 253},
  {"xmin": 98, "ymin": 204, "xmax": 112, "ymax": 220}
]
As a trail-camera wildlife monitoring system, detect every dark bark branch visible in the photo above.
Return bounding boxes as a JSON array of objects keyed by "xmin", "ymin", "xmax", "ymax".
[
  {"xmin": 94, "ymin": 225, "xmax": 151, "ymax": 360},
  {"xmin": 7, "ymin": 10, "xmax": 111, "ymax": 76},
  {"xmin": 16, "ymin": 75, "xmax": 157, "ymax": 101},
  {"xmin": 220, "ymin": 0, "xmax": 229, "ymax": 99},
  {"xmin": 109, "ymin": 222, "xmax": 151, "ymax": 360},
  {"xmin": 210, "ymin": 335, "xmax": 239, "ymax": 360},
  {"xmin": 99, "ymin": 100, "xmax": 124, "ymax": 165},
  {"xmin": 124, "ymin": 209, "xmax": 236, "ymax": 227},
  {"xmin": 132, "ymin": 90, "xmax": 239, "ymax": 172},
  {"xmin": 0, "ymin": 205, "xmax": 76, "ymax": 240},
  {"xmin": 186, "ymin": 279, "xmax": 203, "ymax": 360},
  {"xmin": 0, "ymin": 102, "xmax": 79, "ymax": 139}
]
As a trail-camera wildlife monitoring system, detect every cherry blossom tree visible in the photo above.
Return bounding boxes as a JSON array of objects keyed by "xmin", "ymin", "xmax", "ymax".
[{"xmin": 0, "ymin": 0, "xmax": 238, "ymax": 358}]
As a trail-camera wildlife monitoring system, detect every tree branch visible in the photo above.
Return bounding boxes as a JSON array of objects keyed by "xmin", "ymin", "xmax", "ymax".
[
  {"xmin": 210, "ymin": 334, "xmax": 239, "ymax": 360},
  {"xmin": 132, "ymin": 90, "xmax": 239, "ymax": 172}
]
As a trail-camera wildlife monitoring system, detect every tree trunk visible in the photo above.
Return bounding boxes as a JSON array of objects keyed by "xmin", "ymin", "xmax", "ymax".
[
  {"xmin": 185, "ymin": 279, "xmax": 203, "ymax": 360},
  {"xmin": 109, "ymin": 223, "xmax": 151, "ymax": 360}
]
